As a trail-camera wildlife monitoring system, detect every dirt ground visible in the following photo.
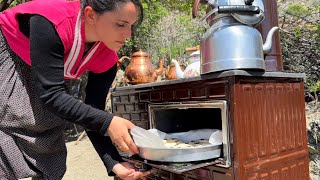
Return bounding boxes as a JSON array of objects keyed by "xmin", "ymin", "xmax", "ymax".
[{"xmin": 63, "ymin": 135, "xmax": 114, "ymax": 180}]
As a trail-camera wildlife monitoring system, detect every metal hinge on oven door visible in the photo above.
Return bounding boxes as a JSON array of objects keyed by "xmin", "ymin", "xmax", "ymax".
[{"xmin": 124, "ymin": 157, "xmax": 153, "ymax": 172}]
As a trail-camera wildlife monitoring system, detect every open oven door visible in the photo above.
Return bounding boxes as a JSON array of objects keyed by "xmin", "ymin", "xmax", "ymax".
[{"xmin": 121, "ymin": 101, "xmax": 231, "ymax": 174}]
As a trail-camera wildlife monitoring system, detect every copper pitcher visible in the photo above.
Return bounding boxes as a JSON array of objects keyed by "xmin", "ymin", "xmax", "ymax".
[
  {"xmin": 165, "ymin": 61, "xmax": 186, "ymax": 80},
  {"xmin": 118, "ymin": 49, "xmax": 163, "ymax": 85}
]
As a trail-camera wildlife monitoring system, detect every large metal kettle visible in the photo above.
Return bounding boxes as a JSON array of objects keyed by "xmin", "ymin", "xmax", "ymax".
[
  {"xmin": 118, "ymin": 49, "xmax": 163, "ymax": 85},
  {"xmin": 193, "ymin": 0, "xmax": 279, "ymax": 74}
]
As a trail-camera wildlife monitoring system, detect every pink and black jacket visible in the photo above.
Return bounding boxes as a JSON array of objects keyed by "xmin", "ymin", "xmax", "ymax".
[{"xmin": 0, "ymin": 0, "xmax": 118, "ymax": 79}]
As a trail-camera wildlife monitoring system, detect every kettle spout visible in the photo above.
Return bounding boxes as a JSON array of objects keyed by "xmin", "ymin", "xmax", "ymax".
[
  {"xmin": 155, "ymin": 59, "xmax": 164, "ymax": 76},
  {"xmin": 171, "ymin": 59, "xmax": 185, "ymax": 79},
  {"xmin": 165, "ymin": 65, "xmax": 170, "ymax": 77},
  {"xmin": 263, "ymin": 27, "xmax": 279, "ymax": 54}
]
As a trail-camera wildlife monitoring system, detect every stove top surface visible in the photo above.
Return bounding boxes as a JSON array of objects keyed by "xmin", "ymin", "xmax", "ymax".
[{"xmin": 111, "ymin": 70, "xmax": 305, "ymax": 91}]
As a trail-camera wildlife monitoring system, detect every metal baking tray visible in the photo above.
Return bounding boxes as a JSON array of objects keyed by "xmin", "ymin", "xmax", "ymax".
[{"xmin": 137, "ymin": 144, "xmax": 222, "ymax": 162}]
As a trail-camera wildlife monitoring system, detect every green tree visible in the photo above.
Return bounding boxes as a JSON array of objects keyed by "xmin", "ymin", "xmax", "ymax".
[
  {"xmin": 0, "ymin": 0, "xmax": 29, "ymax": 11},
  {"xmin": 118, "ymin": 0, "xmax": 206, "ymax": 66},
  {"xmin": 280, "ymin": 4, "xmax": 320, "ymax": 91}
]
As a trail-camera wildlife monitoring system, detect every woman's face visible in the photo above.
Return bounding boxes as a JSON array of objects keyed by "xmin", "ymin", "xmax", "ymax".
[{"xmin": 85, "ymin": 2, "xmax": 139, "ymax": 51}]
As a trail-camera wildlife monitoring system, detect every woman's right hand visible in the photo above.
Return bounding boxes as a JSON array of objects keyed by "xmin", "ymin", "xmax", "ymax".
[
  {"xmin": 108, "ymin": 116, "xmax": 139, "ymax": 154},
  {"xmin": 113, "ymin": 162, "xmax": 152, "ymax": 180}
]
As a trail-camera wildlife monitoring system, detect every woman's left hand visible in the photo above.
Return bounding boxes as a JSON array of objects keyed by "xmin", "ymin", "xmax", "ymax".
[{"xmin": 113, "ymin": 162, "xmax": 152, "ymax": 180}]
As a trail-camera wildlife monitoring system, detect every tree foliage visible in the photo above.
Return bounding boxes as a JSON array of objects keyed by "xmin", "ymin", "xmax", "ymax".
[
  {"xmin": 0, "ymin": 0, "xmax": 28, "ymax": 11},
  {"xmin": 279, "ymin": 3, "xmax": 320, "ymax": 91},
  {"xmin": 118, "ymin": 0, "xmax": 206, "ymax": 65}
]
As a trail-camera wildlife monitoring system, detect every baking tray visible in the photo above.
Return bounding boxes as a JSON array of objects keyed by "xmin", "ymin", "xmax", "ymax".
[{"xmin": 137, "ymin": 144, "xmax": 222, "ymax": 162}]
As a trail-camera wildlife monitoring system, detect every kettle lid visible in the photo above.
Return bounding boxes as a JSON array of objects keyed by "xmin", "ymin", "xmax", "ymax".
[
  {"xmin": 230, "ymin": 0, "xmax": 265, "ymax": 26},
  {"xmin": 132, "ymin": 49, "xmax": 150, "ymax": 57}
]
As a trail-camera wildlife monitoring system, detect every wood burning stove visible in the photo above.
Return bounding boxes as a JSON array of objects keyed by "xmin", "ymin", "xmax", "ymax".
[{"xmin": 111, "ymin": 70, "xmax": 309, "ymax": 180}]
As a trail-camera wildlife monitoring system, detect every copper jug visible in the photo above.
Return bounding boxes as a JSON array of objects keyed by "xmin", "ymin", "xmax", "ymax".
[
  {"xmin": 118, "ymin": 49, "xmax": 163, "ymax": 85},
  {"xmin": 165, "ymin": 61, "xmax": 186, "ymax": 80}
]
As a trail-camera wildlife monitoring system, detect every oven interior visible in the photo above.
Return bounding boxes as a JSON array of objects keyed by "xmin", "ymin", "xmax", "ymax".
[{"xmin": 151, "ymin": 108, "xmax": 222, "ymax": 133}]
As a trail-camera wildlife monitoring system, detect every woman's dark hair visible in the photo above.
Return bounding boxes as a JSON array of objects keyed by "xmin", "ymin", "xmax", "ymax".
[{"xmin": 81, "ymin": 0, "xmax": 143, "ymax": 26}]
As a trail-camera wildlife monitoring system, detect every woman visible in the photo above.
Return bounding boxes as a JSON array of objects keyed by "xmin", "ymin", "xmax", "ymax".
[{"xmin": 0, "ymin": 0, "xmax": 151, "ymax": 179}]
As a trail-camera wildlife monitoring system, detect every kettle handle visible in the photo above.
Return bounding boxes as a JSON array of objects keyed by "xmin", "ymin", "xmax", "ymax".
[
  {"xmin": 117, "ymin": 56, "xmax": 131, "ymax": 69},
  {"xmin": 200, "ymin": 5, "xmax": 261, "ymax": 25},
  {"xmin": 218, "ymin": 5, "xmax": 261, "ymax": 14},
  {"xmin": 200, "ymin": 7, "xmax": 218, "ymax": 24}
]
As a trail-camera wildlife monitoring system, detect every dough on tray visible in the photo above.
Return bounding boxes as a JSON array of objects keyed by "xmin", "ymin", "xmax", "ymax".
[
  {"xmin": 175, "ymin": 143, "xmax": 193, "ymax": 148},
  {"xmin": 163, "ymin": 138, "xmax": 212, "ymax": 148}
]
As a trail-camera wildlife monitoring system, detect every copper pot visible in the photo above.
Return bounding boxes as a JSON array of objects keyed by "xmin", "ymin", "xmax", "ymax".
[
  {"xmin": 118, "ymin": 49, "xmax": 163, "ymax": 85},
  {"xmin": 165, "ymin": 61, "xmax": 186, "ymax": 80}
]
